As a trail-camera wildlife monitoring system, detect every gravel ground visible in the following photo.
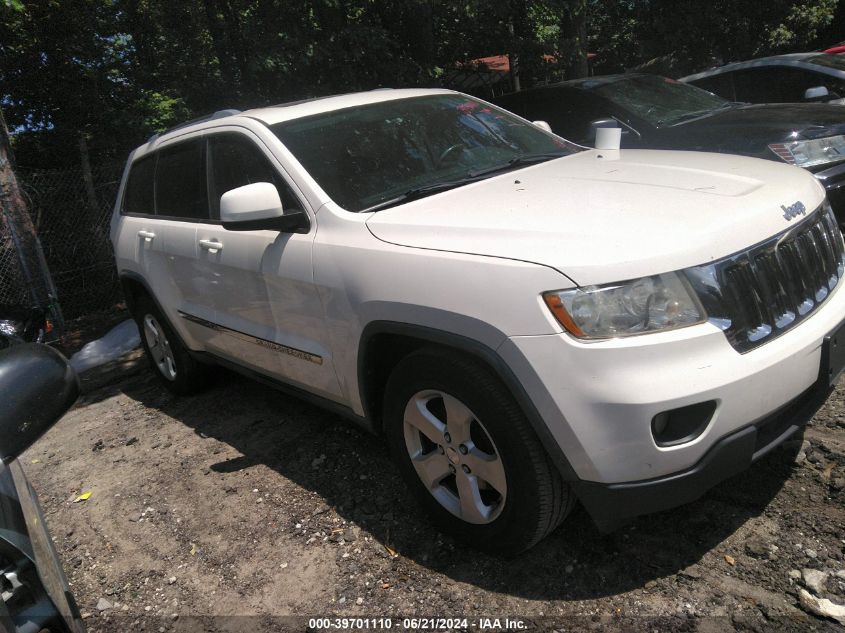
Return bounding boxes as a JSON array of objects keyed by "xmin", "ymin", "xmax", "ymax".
[{"xmin": 20, "ymin": 321, "xmax": 845, "ymax": 633}]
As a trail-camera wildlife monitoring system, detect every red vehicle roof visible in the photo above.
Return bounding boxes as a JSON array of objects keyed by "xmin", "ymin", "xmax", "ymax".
[{"xmin": 823, "ymin": 44, "xmax": 845, "ymax": 54}]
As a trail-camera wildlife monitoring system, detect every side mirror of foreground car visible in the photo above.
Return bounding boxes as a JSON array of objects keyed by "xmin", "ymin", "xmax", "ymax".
[
  {"xmin": 532, "ymin": 120, "xmax": 553, "ymax": 133},
  {"xmin": 0, "ymin": 344, "xmax": 79, "ymax": 463},
  {"xmin": 220, "ymin": 181, "xmax": 309, "ymax": 233}
]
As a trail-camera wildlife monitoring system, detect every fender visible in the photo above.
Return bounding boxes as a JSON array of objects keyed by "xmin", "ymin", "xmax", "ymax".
[{"xmin": 357, "ymin": 320, "xmax": 580, "ymax": 482}]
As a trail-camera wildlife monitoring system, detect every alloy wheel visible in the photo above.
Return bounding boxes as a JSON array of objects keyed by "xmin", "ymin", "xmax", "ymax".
[
  {"xmin": 142, "ymin": 314, "xmax": 177, "ymax": 381},
  {"xmin": 402, "ymin": 389, "xmax": 507, "ymax": 524}
]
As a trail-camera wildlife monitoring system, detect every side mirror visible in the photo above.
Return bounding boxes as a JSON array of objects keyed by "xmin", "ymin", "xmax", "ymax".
[
  {"xmin": 804, "ymin": 86, "xmax": 830, "ymax": 101},
  {"xmin": 0, "ymin": 344, "xmax": 79, "ymax": 464},
  {"xmin": 220, "ymin": 182, "xmax": 308, "ymax": 233},
  {"xmin": 532, "ymin": 120, "xmax": 553, "ymax": 133}
]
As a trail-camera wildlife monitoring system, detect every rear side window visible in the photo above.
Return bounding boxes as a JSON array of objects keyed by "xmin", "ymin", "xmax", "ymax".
[
  {"xmin": 731, "ymin": 68, "xmax": 787, "ymax": 102},
  {"xmin": 689, "ymin": 74, "xmax": 736, "ymax": 101},
  {"xmin": 207, "ymin": 133, "xmax": 301, "ymax": 219},
  {"xmin": 531, "ymin": 90, "xmax": 609, "ymax": 144},
  {"xmin": 155, "ymin": 139, "xmax": 209, "ymax": 220},
  {"xmin": 493, "ymin": 92, "xmax": 529, "ymax": 118},
  {"xmin": 122, "ymin": 155, "xmax": 156, "ymax": 215}
]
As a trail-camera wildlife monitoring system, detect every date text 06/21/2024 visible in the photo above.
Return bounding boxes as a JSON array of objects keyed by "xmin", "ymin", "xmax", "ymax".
[{"xmin": 307, "ymin": 617, "xmax": 527, "ymax": 630}]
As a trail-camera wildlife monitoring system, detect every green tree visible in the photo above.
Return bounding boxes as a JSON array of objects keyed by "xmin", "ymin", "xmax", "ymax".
[{"xmin": 589, "ymin": 0, "xmax": 842, "ymax": 76}]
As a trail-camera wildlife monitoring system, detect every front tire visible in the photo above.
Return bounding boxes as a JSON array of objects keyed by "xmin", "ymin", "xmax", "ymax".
[
  {"xmin": 384, "ymin": 348, "xmax": 574, "ymax": 555},
  {"xmin": 134, "ymin": 296, "xmax": 209, "ymax": 395}
]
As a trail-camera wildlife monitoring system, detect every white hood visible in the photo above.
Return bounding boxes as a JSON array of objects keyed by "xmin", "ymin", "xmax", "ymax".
[{"xmin": 365, "ymin": 149, "xmax": 826, "ymax": 286}]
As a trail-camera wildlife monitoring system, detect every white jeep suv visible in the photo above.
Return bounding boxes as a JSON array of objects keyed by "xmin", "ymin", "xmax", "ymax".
[{"xmin": 111, "ymin": 88, "xmax": 845, "ymax": 554}]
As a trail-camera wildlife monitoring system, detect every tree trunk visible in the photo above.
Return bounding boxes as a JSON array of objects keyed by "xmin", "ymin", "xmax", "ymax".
[
  {"xmin": 0, "ymin": 108, "xmax": 37, "ymax": 249},
  {"xmin": 78, "ymin": 132, "xmax": 99, "ymax": 215},
  {"xmin": 0, "ymin": 106, "xmax": 64, "ymax": 333},
  {"xmin": 219, "ymin": 0, "xmax": 250, "ymax": 96},
  {"xmin": 1, "ymin": 106, "xmax": 42, "ymax": 309},
  {"xmin": 508, "ymin": 17, "xmax": 521, "ymax": 92},
  {"xmin": 561, "ymin": 0, "xmax": 589, "ymax": 79},
  {"xmin": 202, "ymin": 0, "xmax": 239, "ymax": 92}
]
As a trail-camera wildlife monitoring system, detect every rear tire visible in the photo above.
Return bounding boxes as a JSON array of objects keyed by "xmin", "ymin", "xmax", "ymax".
[
  {"xmin": 383, "ymin": 348, "xmax": 574, "ymax": 555},
  {"xmin": 134, "ymin": 295, "xmax": 209, "ymax": 395}
]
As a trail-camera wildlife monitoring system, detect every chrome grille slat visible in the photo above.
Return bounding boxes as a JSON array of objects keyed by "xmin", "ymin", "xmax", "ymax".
[
  {"xmin": 813, "ymin": 223, "xmax": 835, "ymax": 272},
  {"xmin": 812, "ymin": 222, "xmax": 837, "ymax": 289},
  {"xmin": 778, "ymin": 238, "xmax": 814, "ymax": 315},
  {"xmin": 752, "ymin": 250, "xmax": 794, "ymax": 329},
  {"xmin": 794, "ymin": 232, "xmax": 824, "ymax": 303},
  {"xmin": 724, "ymin": 264, "xmax": 759, "ymax": 335},
  {"xmin": 744, "ymin": 258, "xmax": 773, "ymax": 330},
  {"xmin": 685, "ymin": 204, "xmax": 845, "ymax": 353},
  {"xmin": 803, "ymin": 231, "xmax": 829, "ymax": 300}
]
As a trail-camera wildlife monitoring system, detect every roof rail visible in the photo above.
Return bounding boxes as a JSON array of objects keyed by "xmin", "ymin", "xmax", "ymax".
[{"xmin": 146, "ymin": 109, "xmax": 241, "ymax": 144}]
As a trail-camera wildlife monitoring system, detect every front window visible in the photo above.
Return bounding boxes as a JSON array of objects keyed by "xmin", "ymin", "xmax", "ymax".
[
  {"xmin": 270, "ymin": 94, "xmax": 575, "ymax": 212},
  {"xmin": 583, "ymin": 75, "xmax": 730, "ymax": 127}
]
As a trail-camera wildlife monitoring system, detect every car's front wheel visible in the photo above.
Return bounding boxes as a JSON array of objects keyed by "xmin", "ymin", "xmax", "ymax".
[{"xmin": 384, "ymin": 348, "xmax": 574, "ymax": 555}]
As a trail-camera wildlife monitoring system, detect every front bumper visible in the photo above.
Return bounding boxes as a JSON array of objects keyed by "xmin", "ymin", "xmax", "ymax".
[
  {"xmin": 573, "ymin": 377, "xmax": 828, "ymax": 525},
  {"xmin": 498, "ymin": 271, "xmax": 845, "ymax": 503}
]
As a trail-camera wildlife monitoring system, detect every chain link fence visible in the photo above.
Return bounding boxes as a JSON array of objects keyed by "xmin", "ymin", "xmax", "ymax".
[
  {"xmin": 0, "ymin": 220, "xmax": 29, "ymax": 307},
  {"xmin": 1, "ymin": 163, "xmax": 125, "ymax": 321}
]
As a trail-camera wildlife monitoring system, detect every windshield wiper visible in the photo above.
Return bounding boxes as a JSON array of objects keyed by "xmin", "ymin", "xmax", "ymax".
[
  {"xmin": 360, "ymin": 179, "xmax": 482, "ymax": 213},
  {"xmin": 360, "ymin": 152, "xmax": 568, "ymax": 213}
]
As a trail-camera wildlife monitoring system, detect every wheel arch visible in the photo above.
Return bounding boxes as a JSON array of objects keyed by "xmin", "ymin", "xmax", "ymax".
[
  {"xmin": 119, "ymin": 271, "xmax": 159, "ymax": 316},
  {"xmin": 357, "ymin": 321, "xmax": 579, "ymax": 482}
]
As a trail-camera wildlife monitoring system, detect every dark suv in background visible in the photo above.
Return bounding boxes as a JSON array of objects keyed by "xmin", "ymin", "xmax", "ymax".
[{"xmin": 493, "ymin": 74, "xmax": 845, "ymax": 224}]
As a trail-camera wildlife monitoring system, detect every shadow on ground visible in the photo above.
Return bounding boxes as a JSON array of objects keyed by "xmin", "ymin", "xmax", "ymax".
[{"xmin": 116, "ymin": 363, "xmax": 800, "ymax": 602}]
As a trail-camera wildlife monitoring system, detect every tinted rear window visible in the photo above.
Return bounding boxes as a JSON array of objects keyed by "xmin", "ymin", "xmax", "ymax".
[
  {"xmin": 688, "ymin": 74, "xmax": 735, "ymax": 101},
  {"xmin": 155, "ymin": 139, "xmax": 208, "ymax": 219},
  {"xmin": 122, "ymin": 155, "xmax": 156, "ymax": 215}
]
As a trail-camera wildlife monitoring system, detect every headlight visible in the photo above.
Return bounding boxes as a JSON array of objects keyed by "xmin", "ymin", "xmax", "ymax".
[
  {"xmin": 543, "ymin": 272, "xmax": 705, "ymax": 339},
  {"xmin": 769, "ymin": 135, "xmax": 845, "ymax": 168}
]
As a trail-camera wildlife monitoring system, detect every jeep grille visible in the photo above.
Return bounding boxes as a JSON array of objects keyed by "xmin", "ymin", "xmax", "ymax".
[{"xmin": 685, "ymin": 203, "xmax": 845, "ymax": 353}]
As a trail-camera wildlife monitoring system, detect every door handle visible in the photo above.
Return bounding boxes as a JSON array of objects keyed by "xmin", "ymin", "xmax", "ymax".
[
  {"xmin": 199, "ymin": 239, "xmax": 223, "ymax": 253},
  {"xmin": 137, "ymin": 230, "xmax": 155, "ymax": 242}
]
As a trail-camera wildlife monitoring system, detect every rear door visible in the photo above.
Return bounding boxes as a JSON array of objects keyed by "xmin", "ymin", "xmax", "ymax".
[
  {"xmin": 116, "ymin": 153, "xmax": 168, "ymax": 286},
  {"xmin": 193, "ymin": 130, "xmax": 341, "ymax": 399},
  {"xmin": 149, "ymin": 136, "xmax": 218, "ymax": 349}
]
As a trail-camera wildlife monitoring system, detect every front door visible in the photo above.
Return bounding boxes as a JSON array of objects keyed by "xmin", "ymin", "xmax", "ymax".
[{"xmin": 193, "ymin": 131, "xmax": 341, "ymax": 400}]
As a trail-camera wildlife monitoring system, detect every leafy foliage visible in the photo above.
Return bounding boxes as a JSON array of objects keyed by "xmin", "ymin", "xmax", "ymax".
[
  {"xmin": 1, "ymin": 0, "xmax": 843, "ymax": 168},
  {"xmin": 589, "ymin": 0, "xmax": 841, "ymax": 75}
]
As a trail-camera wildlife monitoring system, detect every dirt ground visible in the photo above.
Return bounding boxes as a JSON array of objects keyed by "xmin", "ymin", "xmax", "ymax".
[{"xmin": 21, "ymin": 314, "xmax": 845, "ymax": 632}]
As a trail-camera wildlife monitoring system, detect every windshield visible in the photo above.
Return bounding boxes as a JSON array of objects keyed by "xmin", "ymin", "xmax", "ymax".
[
  {"xmin": 270, "ymin": 94, "xmax": 575, "ymax": 212},
  {"xmin": 583, "ymin": 75, "xmax": 730, "ymax": 126}
]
